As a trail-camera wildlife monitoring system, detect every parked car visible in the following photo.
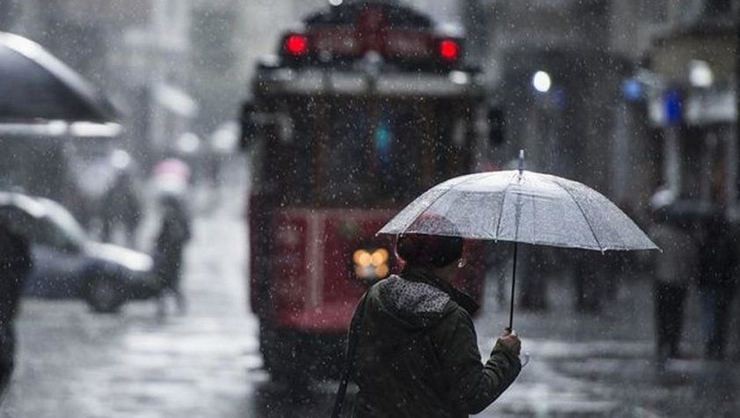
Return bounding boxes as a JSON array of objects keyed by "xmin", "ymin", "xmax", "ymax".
[{"xmin": 0, "ymin": 191, "xmax": 158, "ymax": 313}]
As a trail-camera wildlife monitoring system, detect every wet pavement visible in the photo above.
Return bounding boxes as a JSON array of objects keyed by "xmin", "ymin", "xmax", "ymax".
[
  {"xmin": 2, "ymin": 182, "xmax": 740, "ymax": 417},
  {"xmin": 476, "ymin": 281, "xmax": 740, "ymax": 418}
]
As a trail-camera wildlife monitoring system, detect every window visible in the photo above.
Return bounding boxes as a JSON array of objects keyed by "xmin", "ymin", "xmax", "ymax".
[{"xmin": 262, "ymin": 97, "xmax": 470, "ymax": 208}]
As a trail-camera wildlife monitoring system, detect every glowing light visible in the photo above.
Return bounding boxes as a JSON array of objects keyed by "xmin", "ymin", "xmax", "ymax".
[
  {"xmin": 689, "ymin": 60, "xmax": 713, "ymax": 88},
  {"xmin": 285, "ymin": 34, "xmax": 309, "ymax": 56},
  {"xmin": 353, "ymin": 250, "xmax": 372, "ymax": 267},
  {"xmin": 353, "ymin": 249, "xmax": 366, "ymax": 265},
  {"xmin": 532, "ymin": 71, "xmax": 551, "ymax": 93},
  {"xmin": 376, "ymin": 264, "xmax": 389, "ymax": 278},
  {"xmin": 439, "ymin": 39, "xmax": 460, "ymax": 61},
  {"xmin": 371, "ymin": 249, "xmax": 389, "ymax": 266},
  {"xmin": 111, "ymin": 149, "xmax": 131, "ymax": 170},
  {"xmin": 177, "ymin": 132, "xmax": 200, "ymax": 154}
]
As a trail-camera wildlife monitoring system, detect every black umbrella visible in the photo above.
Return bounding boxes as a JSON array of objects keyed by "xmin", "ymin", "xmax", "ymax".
[{"xmin": 0, "ymin": 31, "xmax": 119, "ymax": 135}]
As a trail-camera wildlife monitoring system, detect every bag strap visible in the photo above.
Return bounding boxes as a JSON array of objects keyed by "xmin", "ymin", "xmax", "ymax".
[{"xmin": 331, "ymin": 293, "xmax": 369, "ymax": 418}]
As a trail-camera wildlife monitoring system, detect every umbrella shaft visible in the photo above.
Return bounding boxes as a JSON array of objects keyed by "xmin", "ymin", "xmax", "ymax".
[{"xmin": 508, "ymin": 242, "xmax": 518, "ymax": 331}]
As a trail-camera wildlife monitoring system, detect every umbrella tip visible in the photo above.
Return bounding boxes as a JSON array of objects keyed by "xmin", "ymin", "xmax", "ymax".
[{"xmin": 518, "ymin": 149, "xmax": 525, "ymax": 174}]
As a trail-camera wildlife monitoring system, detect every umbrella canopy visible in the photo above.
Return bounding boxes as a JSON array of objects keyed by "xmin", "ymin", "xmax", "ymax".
[
  {"xmin": 379, "ymin": 169, "xmax": 657, "ymax": 252},
  {"xmin": 0, "ymin": 32, "xmax": 119, "ymax": 135},
  {"xmin": 379, "ymin": 167, "xmax": 657, "ymax": 330}
]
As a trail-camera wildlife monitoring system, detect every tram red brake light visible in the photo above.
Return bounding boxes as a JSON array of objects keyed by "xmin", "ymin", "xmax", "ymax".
[
  {"xmin": 438, "ymin": 39, "xmax": 461, "ymax": 62},
  {"xmin": 284, "ymin": 34, "xmax": 309, "ymax": 56}
]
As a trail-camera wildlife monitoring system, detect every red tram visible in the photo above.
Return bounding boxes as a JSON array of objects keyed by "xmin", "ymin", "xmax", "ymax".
[{"xmin": 240, "ymin": 0, "xmax": 498, "ymax": 381}]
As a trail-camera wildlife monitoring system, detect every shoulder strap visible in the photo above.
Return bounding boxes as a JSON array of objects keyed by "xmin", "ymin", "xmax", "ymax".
[{"xmin": 331, "ymin": 293, "xmax": 369, "ymax": 418}]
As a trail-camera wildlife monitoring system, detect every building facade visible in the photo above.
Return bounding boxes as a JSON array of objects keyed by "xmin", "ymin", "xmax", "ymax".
[
  {"xmin": 470, "ymin": 0, "xmax": 651, "ymax": 205},
  {"xmin": 465, "ymin": 0, "xmax": 737, "ymax": 218},
  {"xmin": 640, "ymin": 0, "xmax": 739, "ymax": 217}
]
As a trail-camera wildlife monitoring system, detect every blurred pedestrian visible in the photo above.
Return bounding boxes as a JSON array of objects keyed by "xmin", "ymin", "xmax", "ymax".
[
  {"xmin": 573, "ymin": 250, "xmax": 606, "ymax": 314},
  {"xmin": 100, "ymin": 171, "xmax": 142, "ymax": 247},
  {"xmin": 696, "ymin": 211, "xmax": 738, "ymax": 360},
  {"xmin": 0, "ymin": 220, "xmax": 32, "ymax": 400},
  {"xmin": 154, "ymin": 194, "xmax": 191, "ymax": 316},
  {"xmin": 648, "ymin": 195, "xmax": 698, "ymax": 365},
  {"xmin": 517, "ymin": 246, "xmax": 549, "ymax": 311},
  {"xmin": 337, "ymin": 232, "xmax": 522, "ymax": 417}
]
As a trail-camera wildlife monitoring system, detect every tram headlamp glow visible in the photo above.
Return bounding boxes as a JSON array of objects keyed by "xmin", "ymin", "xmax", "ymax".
[
  {"xmin": 376, "ymin": 264, "xmax": 389, "ymax": 278},
  {"xmin": 353, "ymin": 248, "xmax": 391, "ymax": 279},
  {"xmin": 371, "ymin": 248, "xmax": 389, "ymax": 266},
  {"xmin": 353, "ymin": 249, "xmax": 372, "ymax": 267}
]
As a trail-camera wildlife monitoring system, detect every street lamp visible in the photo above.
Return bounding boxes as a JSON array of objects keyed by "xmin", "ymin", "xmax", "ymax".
[
  {"xmin": 689, "ymin": 60, "xmax": 713, "ymax": 88},
  {"xmin": 532, "ymin": 71, "xmax": 552, "ymax": 93}
]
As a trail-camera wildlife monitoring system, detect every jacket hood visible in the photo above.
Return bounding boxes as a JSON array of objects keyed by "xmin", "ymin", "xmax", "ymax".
[{"xmin": 373, "ymin": 275, "xmax": 453, "ymax": 330}]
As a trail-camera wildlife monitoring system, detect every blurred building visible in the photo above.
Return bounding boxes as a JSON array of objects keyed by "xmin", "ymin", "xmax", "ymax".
[
  {"xmin": 1, "ymin": 0, "xmax": 465, "ymax": 158},
  {"xmin": 467, "ymin": 1, "xmax": 649, "ymax": 209},
  {"xmin": 16, "ymin": 0, "xmax": 733, "ymax": 212},
  {"xmin": 0, "ymin": 0, "xmax": 192, "ymax": 165},
  {"xmin": 465, "ymin": 0, "xmax": 738, "ymax": 219},
  {"xmin": 639, "ymin": 0, "xmax": 739, "ymax": 216}
]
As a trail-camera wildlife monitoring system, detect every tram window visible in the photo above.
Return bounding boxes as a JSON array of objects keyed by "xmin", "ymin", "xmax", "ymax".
[
  {"xmin": 264, "ymin": 98, "xmax": 467, "ymax": 208},
  {"xmin": 263, "ymin": 101, "xmax": 313, "ymax": 204},
  {"xmin": 325, "ymin": 101, "xmax": 424, "ymax": 207},
  {"xmin": 325, "ymin": 102, "xmax": 371, "ymax": 205}
]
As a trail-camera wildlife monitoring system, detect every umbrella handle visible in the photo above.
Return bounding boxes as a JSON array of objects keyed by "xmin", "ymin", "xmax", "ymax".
[{"xmin": 508, "ymin": 242, "xmax": 518, "ymax": 331}]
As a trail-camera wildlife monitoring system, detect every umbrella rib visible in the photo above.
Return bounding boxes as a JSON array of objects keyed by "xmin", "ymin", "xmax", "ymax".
[
  {"xmin": 403, "ymin": 173, "xmax": 488, "ymax": 234},
  {"xmin": 556, "ymin": 180, "xmax": 604, "ymax": 251},
  {"xmin": 494, "ymin": 173, "xmax": 519, "ymax": 240}
]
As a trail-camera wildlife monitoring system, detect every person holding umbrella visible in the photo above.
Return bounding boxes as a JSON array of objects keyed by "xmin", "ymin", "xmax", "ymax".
[
  {"xmin": 342, "ymin": 226, "xmax": 522, "ymax": 418},
  {"xmin": 335, "ymin": 152, "xmax": 657, "ymax": 417}
]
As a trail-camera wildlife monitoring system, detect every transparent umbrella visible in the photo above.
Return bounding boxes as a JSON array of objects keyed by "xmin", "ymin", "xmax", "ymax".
[{"xmin": 379, "ymin": 151, "xmax": 658, "ymax": 329}]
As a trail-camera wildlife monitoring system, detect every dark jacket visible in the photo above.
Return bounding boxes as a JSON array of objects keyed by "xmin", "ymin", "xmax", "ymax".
[
  {"xmin": 155, "ymin": 203, "xmax": 191, "ymax": 259},
  {"xmin": 0, "ymin": 225, "xmax": 32, "ymax": 327},
  {"xmin": 154, "ymin": 203, "xmax": 191, "ymax": 288},
  {"xmin": 697, "ymin": 216, "xmax": 738, "ymax": 288},
  {"xmin": 0, "ymin": 224, "xmax": 33, "ymax": 394},
  {"xmin": 353, "ymin": 270, "xmax": 521, "ymax": 418}
]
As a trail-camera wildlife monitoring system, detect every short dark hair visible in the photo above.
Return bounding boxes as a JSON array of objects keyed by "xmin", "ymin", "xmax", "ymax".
[{"xmin": 396, "ymin": 233, "xmax": 463, "ymax": 268}]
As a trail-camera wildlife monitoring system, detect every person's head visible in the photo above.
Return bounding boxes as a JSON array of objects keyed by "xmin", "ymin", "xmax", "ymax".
[{"xmin": 396, "ymin": 233, "xmax": 464, "ymax": 279}]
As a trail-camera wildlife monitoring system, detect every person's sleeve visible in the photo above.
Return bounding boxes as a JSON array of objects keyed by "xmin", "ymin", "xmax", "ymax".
[{"xmin": 434, "ymin": 308, "xmax": 521, "ymax": 414}]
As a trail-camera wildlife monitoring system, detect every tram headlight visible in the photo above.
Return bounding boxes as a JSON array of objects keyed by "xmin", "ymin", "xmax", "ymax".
[
  {"xmin": 371, "ymin": 248, "xmax": 388, "ymax": 266},
  {"xmin": 353, "ymin": 249, "xmax": 372, "ymax": 267},
  {"xmin": 353, "ymin": 248, "xmax": 390, "ymax": 280}
]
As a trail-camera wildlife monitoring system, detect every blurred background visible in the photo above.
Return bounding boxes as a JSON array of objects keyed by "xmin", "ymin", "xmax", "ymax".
[{"xmin": 0, "ymin": 0, "xmax": 738, "ymax": 417}]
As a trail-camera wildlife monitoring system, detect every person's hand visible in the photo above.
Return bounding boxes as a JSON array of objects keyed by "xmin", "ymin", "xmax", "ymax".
[{"xmin": 498, "ymin": 328, "xmax": 521, "ymax": 356}]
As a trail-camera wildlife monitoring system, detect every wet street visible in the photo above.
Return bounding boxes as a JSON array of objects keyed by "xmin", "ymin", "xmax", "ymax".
[{"xmin": 3, "ymin": 184, "xmax": 740, "ymax": 418}]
